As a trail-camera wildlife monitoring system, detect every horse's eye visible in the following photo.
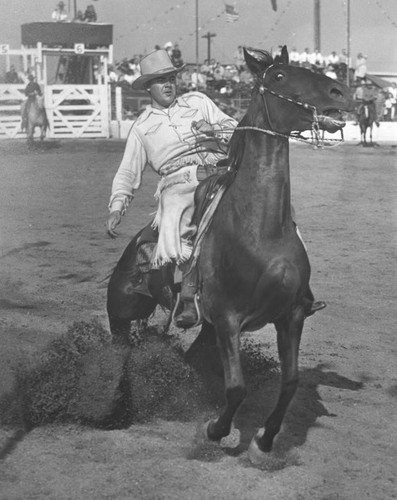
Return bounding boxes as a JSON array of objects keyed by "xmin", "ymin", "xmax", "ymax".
[{"xmin": 274, "ymin": 72, "xmax": 284, "ymax": 81}]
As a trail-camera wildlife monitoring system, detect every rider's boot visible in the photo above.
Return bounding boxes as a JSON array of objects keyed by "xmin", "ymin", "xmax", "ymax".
[
  {"xmin": 303, "ymin": 288, "xmax": 327, "ymax": 318},
  {"xmin": 306, "ymin": 300, "xmax": 327, "ymax": 317},
  {"xmin": 174, "ymin": 265, "xmax": 201, "ymax": 329}
]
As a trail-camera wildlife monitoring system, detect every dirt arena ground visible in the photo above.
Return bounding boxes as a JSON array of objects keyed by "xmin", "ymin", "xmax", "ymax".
[{"xmin": 0, "ymin": 138, "xmax": 396, "ymax": 499}]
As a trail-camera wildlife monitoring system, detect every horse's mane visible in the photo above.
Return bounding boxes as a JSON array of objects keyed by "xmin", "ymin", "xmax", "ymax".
[
  {"xmin": 227, "ymin": 115, "xmax": 248, "ymax": 172},
  {"xmin": 227, "ymin": 90, "xmax": 264, "ymax": 172},
  {"xmin": 226, "ymin": 49, "xmax": 277, "ymax": 172}
]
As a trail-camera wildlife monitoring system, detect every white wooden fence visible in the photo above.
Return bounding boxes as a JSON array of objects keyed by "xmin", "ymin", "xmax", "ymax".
[
  {"xmin": 0, "ymin": 83, "xmax": 110, "ymax": 139},
  {"xmin": 0, "ymin": 84, "xmax": 26, "ymax": 139}
]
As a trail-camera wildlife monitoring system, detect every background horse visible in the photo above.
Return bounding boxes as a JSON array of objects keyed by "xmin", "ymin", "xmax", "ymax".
[
  {"xmin": 107, "ymin": 46, "xmax": 352, "ymax": 464},
  {"xmin": 26, "ymin": 95, "xmax": 48, "ymax": 146},
  {"xmin": 357, "ymin": 100, "xmax": 377, "ymax": 146}
]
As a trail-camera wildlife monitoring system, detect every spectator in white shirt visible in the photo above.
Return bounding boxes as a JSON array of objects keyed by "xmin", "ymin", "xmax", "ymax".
[
  {"xmin": 289, "ymin": 47, "xmax": 300, "ymax": 66},
  {"xmin": 52, "ymin": 1, "xmax": 68, "ymax": 22}
]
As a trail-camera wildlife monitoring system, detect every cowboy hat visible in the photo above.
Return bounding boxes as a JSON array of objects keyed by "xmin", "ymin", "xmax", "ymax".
[{"xmin": 132, "ymin": 50, "xmax": 185, "ymax": 90}]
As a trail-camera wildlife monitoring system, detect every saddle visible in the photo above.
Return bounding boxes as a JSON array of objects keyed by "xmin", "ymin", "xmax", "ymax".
[{"xmin": 130, "ymin": 161, "xmax": 235, "ymax": 297}]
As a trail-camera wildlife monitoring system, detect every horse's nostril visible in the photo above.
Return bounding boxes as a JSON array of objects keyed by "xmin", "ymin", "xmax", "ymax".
[{"xmin": 330, "ymin": 87, "xmax": 343, "ymax": 99}]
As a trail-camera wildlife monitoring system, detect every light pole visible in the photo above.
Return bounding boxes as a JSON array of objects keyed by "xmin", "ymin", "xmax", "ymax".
[{"xmin": 202, "ymin": 32, "xmax": 216, "ymax": 63}]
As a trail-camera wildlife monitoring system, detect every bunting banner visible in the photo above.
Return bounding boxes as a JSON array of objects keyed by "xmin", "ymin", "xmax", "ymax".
[
  {"xmin": 225, "ymin": 3, "xmax": 239, "ymax": 23},
  {"xmin": 373, "ymin": 0, "xmax": 397, "ymax": 28}
]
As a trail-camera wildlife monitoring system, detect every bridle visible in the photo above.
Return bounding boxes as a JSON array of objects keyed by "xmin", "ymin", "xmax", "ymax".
[{"xmin": 233, "ymin": 63, "xmax": 343, "ymax": 148}]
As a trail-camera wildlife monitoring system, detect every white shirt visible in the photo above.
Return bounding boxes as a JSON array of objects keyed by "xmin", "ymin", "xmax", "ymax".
[
  {"xmin": 52, "ymin": 9, "xmax": 68, "ymax": 21},
  {"xmin": 289, "ymin": 50, "xmax": 300, "ymax": 63},
  {"xmin": 109, "ymin": 92, "xmax": 237, "ymax": 213}
]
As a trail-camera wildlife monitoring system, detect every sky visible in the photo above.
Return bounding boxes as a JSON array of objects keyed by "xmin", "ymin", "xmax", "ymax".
[{"xmin": 0, "ymin": 0, "xmax": 396, "ymax": 73}]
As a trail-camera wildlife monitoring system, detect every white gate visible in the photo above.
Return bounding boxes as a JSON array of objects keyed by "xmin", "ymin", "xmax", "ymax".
[
  {"xmin": 0, "ymin": 84, "xmax": 26, "ymax": 139},
  {"xmin": 0, "ymin": 83, "xmax": 110, "ymax": 139},
  {"xmin": 45, "ymin": 84, "xmax": 109, "ymax": 138}
]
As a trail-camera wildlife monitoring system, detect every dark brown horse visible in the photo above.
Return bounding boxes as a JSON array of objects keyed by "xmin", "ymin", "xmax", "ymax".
[{"xmin": 107, "ymin": 46, "xmax": 353, "ymax": 463}]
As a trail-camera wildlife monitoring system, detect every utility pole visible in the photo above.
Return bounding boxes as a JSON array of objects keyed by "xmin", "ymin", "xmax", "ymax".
[
  {"xmin": 314, "ymin": 0, "xmax": 321, "ymax": 52},
  {"xmin": 195, "ymin": 0, "xmax": 199, "ymax": 75},
  {"xmin": 346, "ymin": 0, "xmax": 351, "ymax": 86},
  {"xmin": 201, "ymin": 32, "xmax": 216, "ymax": 62}
]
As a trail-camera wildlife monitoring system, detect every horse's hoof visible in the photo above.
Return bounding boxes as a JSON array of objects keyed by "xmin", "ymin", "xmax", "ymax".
[
  {"xmin": 248, "ymin": 428, "xmax": 270, "ymax": 465},
  {"xmin": 203, "ymin": 420, "xmax": 241, "ymax": 449},
  {"xmin": 220, "ymin": 423, "xmax": 241, "ymax": 449},
  {"xmin": 203, "ymin": 419, "xmax": 215, "ymax": 440}
]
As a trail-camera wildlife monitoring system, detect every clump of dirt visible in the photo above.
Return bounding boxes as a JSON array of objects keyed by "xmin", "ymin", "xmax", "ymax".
[
  {"xmin": 125, "ymin": 330, "xmax": 216, "ymax": 422},
  {"xmin": 240, "ymin": 338, "xmax": 279, "ymax": 387},
  {"xmin": 0, "ymin": 322, "xmax": 280, "ymax": 433},
  {"xmin": 0, "ymin": 319, "xmax": 114, "ymax": 429}
]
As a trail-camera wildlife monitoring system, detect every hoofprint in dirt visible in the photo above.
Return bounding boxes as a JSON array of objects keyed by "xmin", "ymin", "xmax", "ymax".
[{"xmin": 0, "ymin": 139, "xmax": 396, "ymax": 499}]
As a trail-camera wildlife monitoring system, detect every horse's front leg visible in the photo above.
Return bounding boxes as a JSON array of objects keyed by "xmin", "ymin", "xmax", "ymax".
[
  {"xmin": 205, "ymin": 316, "xmax": 247, "ymax": 441},
  {"xmin": 248, "ymin": 307, "xmax": 304, "ymax": 462},
  {"xmin": 27, "ymin": 124, "xmax": 34, "ymax": 146}
]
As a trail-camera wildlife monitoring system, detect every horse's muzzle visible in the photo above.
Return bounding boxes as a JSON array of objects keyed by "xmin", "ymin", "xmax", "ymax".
[{"xmin": 317, "ymin": 110, "xmax": 346, "ymax": 133}]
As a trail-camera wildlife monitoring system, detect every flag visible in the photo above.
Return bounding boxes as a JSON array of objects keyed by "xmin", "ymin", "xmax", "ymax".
[
  {"xmin": 225, "ymin": 3, "xmax": 239, "ymax": 23},
  {"xmin": 271, "ymin": 0, "xmax": 277, "ymax": 11}
]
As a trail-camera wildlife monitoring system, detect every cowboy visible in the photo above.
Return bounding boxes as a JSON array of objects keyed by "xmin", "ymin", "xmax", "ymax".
[
  {"xmin": 21, "ymin": 74, "xmax": 42, "ymax": 132},
  {"xmin": 354, "ymin": 78, "xmax": 380, "ymax": 126},
  {"xmin": 106, "ymin": 49, "xmax": 238, "ymax": 328}
]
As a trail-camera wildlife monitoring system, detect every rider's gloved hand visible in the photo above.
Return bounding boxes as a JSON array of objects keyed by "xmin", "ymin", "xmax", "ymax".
[
  {"xmin": 192, "ymin": 119, "xmax": 215, "ymax": 136},
  {"xmin": 106, "ymin": 210, "xmax": 122, "ymax": 238}
]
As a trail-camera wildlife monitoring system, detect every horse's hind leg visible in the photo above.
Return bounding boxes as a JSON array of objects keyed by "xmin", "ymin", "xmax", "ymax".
[
  {"xmin": 107, "ymin": 268, "xmax": 157, "ymax": 345},
  {"xmin": 248, "ymin": 309, "xmax": 304, "ymax": 461}
]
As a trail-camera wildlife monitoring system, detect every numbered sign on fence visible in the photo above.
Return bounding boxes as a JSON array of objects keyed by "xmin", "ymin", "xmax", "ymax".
[
  {"xmin": 74, "ymin": 43, "xmax": 85, "ymax": 55},
  {"xmin": 0, "ymin": 44, "xmax": 10, "ymax": 54}
]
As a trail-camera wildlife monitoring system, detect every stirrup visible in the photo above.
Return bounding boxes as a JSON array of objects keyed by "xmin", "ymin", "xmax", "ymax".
[
  {"xmin": 172, "ymin": 293, "xmax": 202, "ymax": 329},
  {"xmin": 171, "ymin": 292, "xmax": 181, "ymax": 324},
  {"xmin": 193, "ymin": 293, "xmax": 202, "ymax": 327}
]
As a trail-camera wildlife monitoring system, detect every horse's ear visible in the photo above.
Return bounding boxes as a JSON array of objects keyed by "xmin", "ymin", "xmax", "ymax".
[
  {"xmin": 274, "ymin": 45, "xmax": 289, "ymax": 65},
  {"xmin": 243, "ymin": 47, "xmax": 273, "ymax": 76},
  {"xmin": 281, "ymin": 45, "xmax": 289, "ymax": 64}
]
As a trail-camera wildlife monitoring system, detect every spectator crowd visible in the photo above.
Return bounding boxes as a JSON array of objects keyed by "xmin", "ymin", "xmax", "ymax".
[{"xmin": 108, "ymin": 43, "xmax": 396, "ymax": 123}]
